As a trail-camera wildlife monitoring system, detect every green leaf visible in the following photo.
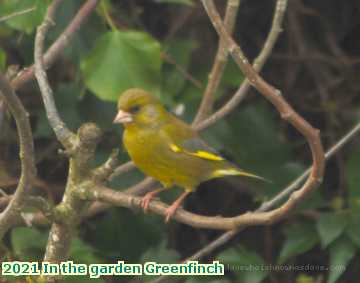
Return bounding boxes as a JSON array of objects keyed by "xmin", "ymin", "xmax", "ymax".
[
  {"xmin": 345, "ymin": 211, "xmax": 360, "ymax": 248},
  {"xmin": 221, "ymin": 60, "xmax": 245, "ymax": 88},
  {"xmin": 162, "ymin": 38, "xmax": 198, "ymax": 101},
  {"xmin": 35, "ymin": 83, "xmax": 83, "ymax": 137},
  {"xmin": 90, "ymin": 208, "xmax": 162, "ymax": 263},
  {"xmin": 346, "ymin": 150, "xmax": 360, "ymax": 208},
  {"xmin": 0, "ymin": 48, "xmax": 6, "ymax": 70},
  {"xmin": 141, "ymin": 241, "xmax": 179, "ymax": 264},
  {"xmin": 327, "ymin": 235, "xmax": 356, "ymax": 283},
  {"xmin": 210, "ymin": 102, "xmax": 304, "ymax": 197},
  {"xmin": 218, "ymin": 247, "xmax": 268, "ymax": 283},
  {"xmin": 11, "ymin": 227, "xmax": 47, "ymax": 261},
  {"xmin": 69, "ymin": 238, "xmax": 101, "ymax": 264},
  {"xmin": 61, "ymin": 238, "xmax": 105, "ymax": 283},
  {"xmin": 140, "ymin": 241, "xmax": 180, "ymax": 283},
  {"xmin": 296, "ymin": 274, "xmax": 322, "ymax": 283},
  {"xmin": 278, "ymin": 221, "xmax": 319, "ymax": 264},
  {"xmin": 81, "ymin": 30, "xmax": 162, "ymax": 102},
  {"xmin": 316, "ymin": 212, "xmax": 348, "ymax": 248},
  {"xmin": 0, "ymin": 0, "xmax": 48, "ymax": 34}
]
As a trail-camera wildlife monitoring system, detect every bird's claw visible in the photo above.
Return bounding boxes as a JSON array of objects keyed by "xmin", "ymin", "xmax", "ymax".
[
  {"xmin": 164, "ymin": 205, "xmax": 179, "ymax": 223},
  {"xmin": 140, "ymin": 194, "xmax": 153, "ymax": 213}
]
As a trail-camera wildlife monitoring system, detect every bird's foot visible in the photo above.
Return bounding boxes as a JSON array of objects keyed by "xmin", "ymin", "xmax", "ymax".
[
  {"xmin": 164, "ymin": 203, "xmax": 181, "ymax": 223},
  {"xmin": 140, "ymin": 188, "xmax": 164, "ymax": 213},
  {"xmin": 140, "ymin": 192, "xmax": 155, "ymax": 213},
  {"xmin": 164, "ymin": 191, "xmax": 191, "ymax": 223}
]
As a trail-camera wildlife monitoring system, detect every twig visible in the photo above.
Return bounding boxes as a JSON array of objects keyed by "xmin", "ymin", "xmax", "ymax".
[
  {"xmin": 166, "ymin": 0, "xmax": 325, "ymax": 229},
  {"xmin": 33, "ymin": 2, "xmax": 102, "ymax": 276},
  {"xmin": 109, "ymin": 161, "xmax": 136, "ymax": 181},
  {"xmin": 193, "ymin": 0, "xmax": 241, "ymax": 124},
  {"xmin": 162, "ymin": 52, "xmax": 203, "ymax": 89},
  {"xmin": 11, "ymin": 0, "xmax": 100, "ymax": 91},
  {"xmin": 196, "ymin": 0, "xmax": 288, "ymax": 131},
  {"xmin": 0, "ymin": 73, "xmax": 36, "ymax": 240},
  {"xmin": 150, "ymin": 121, "xmax": 360, "ymax": 283},
  {"xmin": 34, "ymin": 0, "xmax": 76, "ymax": 149},
  {"xmin": 86, "ymin": 0, "xmax": 288, "ymax": 218},
  {"xmin": 0, "ymin": 7, "xmax": 36, "ymax": 23}
]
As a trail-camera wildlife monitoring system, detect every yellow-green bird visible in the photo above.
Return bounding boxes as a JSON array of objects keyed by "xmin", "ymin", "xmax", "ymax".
[{"xmin": 113, "ymin": 88, "xmax": 265, "ymax": 222}]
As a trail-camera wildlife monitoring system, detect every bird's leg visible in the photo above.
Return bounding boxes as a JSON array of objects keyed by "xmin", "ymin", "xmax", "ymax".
[
  {"xmin": 164, "ymin": 191, "xmax": 191, "ymax": 223},
  {"xmin": 140, "ymin": 188, "xmax": 166, "ymax": 213}
]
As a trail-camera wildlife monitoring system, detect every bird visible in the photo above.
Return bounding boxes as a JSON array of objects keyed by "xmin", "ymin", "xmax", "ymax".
[{"xmin": 113, "ymin": 88, "xmax": 266, "ymax": 222}]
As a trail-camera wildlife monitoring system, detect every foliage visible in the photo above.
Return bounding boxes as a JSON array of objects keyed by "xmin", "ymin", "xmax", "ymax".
[{"xmin": 0, "ymin": 1, "xmax": 359, "ymax": 283}]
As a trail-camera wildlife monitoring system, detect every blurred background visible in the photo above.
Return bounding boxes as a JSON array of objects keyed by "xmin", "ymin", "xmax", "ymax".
[{"xmin": 0, "ymin": 0, "xmax": 359, "ymax": 283}]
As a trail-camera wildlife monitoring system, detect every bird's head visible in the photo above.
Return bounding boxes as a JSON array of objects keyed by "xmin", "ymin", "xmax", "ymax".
[{"xmin": 113, "ymin": 88, "xmax": 166, "ymax": 127}]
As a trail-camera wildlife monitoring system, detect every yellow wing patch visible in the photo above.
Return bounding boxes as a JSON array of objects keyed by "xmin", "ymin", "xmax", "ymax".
[
  {"xmin": 169, "ymin": 143, "xmax": 224, "ymax": 161},
  {"xmin": 191, "ymin": 150, "xmax": 224, "ymax": 161},
  {"xmin": 169, "ymin": 143, "xmax": 181, "ymax": 152}
]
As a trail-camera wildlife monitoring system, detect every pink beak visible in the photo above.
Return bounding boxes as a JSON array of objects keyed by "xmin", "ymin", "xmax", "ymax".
[{"xmin": 113, "ymin": 110, "xmax": 133, "ymax": 124}]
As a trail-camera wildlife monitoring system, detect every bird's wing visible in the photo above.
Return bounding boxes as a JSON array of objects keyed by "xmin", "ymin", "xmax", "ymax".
[
  {"xmin": 161, "ymin": 114, "xmax": 225, "ymax": 161},
  {"xmin": 172, "ymin": 137, "xmax": 225, "ymax": 161}
]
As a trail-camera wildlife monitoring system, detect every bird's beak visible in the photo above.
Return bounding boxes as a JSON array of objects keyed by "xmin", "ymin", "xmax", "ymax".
[{"xmin": 113, "ymin": 110, "xmax": 133, "ymax": 124}]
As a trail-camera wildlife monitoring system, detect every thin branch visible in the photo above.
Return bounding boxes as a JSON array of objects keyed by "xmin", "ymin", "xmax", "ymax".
[
  {"xmin": 109, "ymin": 161, "xmax": 136, "ymax": 181},
  {"xmin": 150, "ymin": 121, "xmax": 360, "ymax": 283},
  {"xmin": 162, "ymin": 52, "xmax": 203, "ymax": 89},
  {"xmin": 87, "ymin": 0, "xmax": 289, "ymax": 217},
  {"xmin": 11, "ymin": 0, "xmax": 100, "ymax": 91},
  {"xmin": 193, "ymin": 0, "xmax": 241, "ymax": 124},
  {"xmin": 201, "ymin": 0, "xmax": 325, "ymax": 214},
  {"xmin": 196, "ymin": 0, "xmax": 288, "ymax": 131},
  {"xmin": 0, "ymin": 73, "xmax": 36, "ymax": 240},
  {"xmin": 34, "ymin": 0, "xmax": 76, "ymax": 149},
  {"xmin": 0, "ymin": 6, "xmax": 36, "ymax": 23}
]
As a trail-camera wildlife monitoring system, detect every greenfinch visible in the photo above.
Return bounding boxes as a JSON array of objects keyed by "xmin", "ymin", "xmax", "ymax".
[{"xmin": 113, "ymin": 88, "xmax": 265, "ymax": 222}]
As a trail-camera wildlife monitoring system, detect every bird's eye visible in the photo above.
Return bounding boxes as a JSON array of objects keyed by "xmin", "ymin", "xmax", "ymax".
[{"xmin": 129, "ymin": 105, "xmax": 141, "ymax": 114}]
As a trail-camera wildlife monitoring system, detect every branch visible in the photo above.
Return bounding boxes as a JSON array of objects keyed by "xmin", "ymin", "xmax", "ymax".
[
  {"xmin": 200, "ymin": 0, "xmax": 325, "ymax": 211},
  {"xmin": 103, "ymin": 0, "xmax": 288, "ymax": 182},
  {"xmin": 34, "ymin": 0, "xmax": 76, "ymax": 149},
  {"xmin": 193, "ymin": 0, "xmax": 241, "ymax": 124},
  {"xmin": 195, "ymin": 0, "xmax": 288, "ymax": 131},
  {"xmin": 150, "ymin": 121, "xmax": 360, "ymax": 283},
  {"xmin": 0, "ymin": 7, "xmax": 36, "ymax": 23},
  {"xmin": 0, "ymin": 73, "xmax": 36, "ymax": 240},
  {"xmin": 10, "ymin": 0, "xmax": 99, "ymax": 91}
]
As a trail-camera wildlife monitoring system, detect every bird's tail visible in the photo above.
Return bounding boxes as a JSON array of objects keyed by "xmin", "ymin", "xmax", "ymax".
[{"xmin": 212, "ymin": 163, "xmax": 270, "ymax": 183}]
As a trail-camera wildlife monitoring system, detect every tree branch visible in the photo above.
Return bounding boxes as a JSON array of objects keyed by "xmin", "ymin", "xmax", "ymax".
[
  {"xmin": 193, "ymin": 0, "xmax": 241, "ymax": 124},
  {"xmin": 196, "ymin": 0, "xmax": 288, "ymax": 131},
  {"xmin": 108, "ymin": 0, "xmax": 287, "ymax": 184},
  {"xmin": 0, "ymin": 73, "xmax": 36, "ymax": 240},
  {"xmin": 34, "ymin": 0, "xmax": 76, "ymax": 149},
  {"xmin": 149, "ymin": 120, "xmax": 360, "ymax": 283}
]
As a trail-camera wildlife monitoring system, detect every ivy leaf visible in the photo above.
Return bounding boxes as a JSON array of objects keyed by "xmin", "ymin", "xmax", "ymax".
[
  {"xmin": 327, "ymin": 235, "xmax": 356, "ymax": 283},
  {"xmin": 0, "ymin": 0, "xmax": 48, "ymax": 34},
  {"xmin": 345, "ymin": 211, "xmax": 360, "ymax": 248},
  {"xmin": 218, "ymin": 246, "xmax": 268, "ymax": 283},
  {"xmin": 62, "ymin": 238, "xmax": 106, "ymax": 283},
  {"xmin": 278, "ymin": 221, "xmax": 319, "ymax": 264},
  {"xmin": 81, "ymin": 30, "xmax": 162, "ymax": 102},
  {"xmin": 0, "ymin": 48, "xmax": 6, "ymax": 70},
  {"xmin": 35, "ymin": 83, "xmax": 83, "ymax": 137},
  {"xmin": 162, "ymin": 38, "xmax": 198, "ymax": 101},
  {"xmin": 11, "ymin": 227, "xmax": 47, "ymax": 261},
  {"xmin": 316, "ymin": 212, "xmax": 348, "ymax": 248},
  {"xmin": 346, "ymin": 150, "xmax": 360, "ymax": 209},
  {"xmin": 140, "ymin": 241, "xmax": 180, "ymax": 283}
]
